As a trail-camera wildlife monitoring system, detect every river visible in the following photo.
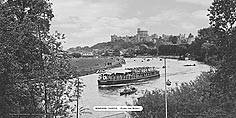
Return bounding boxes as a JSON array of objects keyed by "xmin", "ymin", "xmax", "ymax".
[{"xmin": 77, "ymin": 57, "xmax": 211, "ymax": 118}]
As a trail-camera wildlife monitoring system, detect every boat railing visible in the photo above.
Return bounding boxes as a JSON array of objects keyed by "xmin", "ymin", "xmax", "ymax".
[{"xmin": 99, "ymin": 68, "xmax": 160, "ymax": 81}]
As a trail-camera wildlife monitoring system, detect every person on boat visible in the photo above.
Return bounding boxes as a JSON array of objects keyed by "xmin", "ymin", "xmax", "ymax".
[{"xmin": 166, "ymin": 79, "xmax": 171, "ymax": 86}]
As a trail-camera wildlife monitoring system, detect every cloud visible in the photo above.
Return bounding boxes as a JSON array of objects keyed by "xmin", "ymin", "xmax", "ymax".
[
  {"xmin": 147, "ymin": 10, "xmax": 186, "ymax": 21},
  {"xmin": 52, "ymin": 0, "xmax": 124, "ymax": 24},
  {"xmin": 176, "ymin": 0, "xmax": 212, "ymax": 6},
  {"xmin": 144, "ymin": 10, "xmax": 193, "ymax": 29},
  {"xmin": 143, "ymin": 9, "xmax": 209, "ymax": 35},
  {"xmin": 192, "ymin": 10, "xmax": 209, "ymax": 19},
  {"xmin": 144, "ymin": 10, "xmax": 187, "ymax": 27},
  {"xmin": 180, "ymin": 22, "xmax": 197, "ymax": 30}
]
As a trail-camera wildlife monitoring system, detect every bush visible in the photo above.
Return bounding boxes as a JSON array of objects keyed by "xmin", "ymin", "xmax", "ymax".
[
  {"xmin": 158, "ymin": 45, "xmax": 187, "ymax": 56},
  {"xmin": 70, "ymin": 53, "xmax": 82, "ymax": 58},
  {"xmin": 131, "ymin": 71, "xmax": 230, "ymax": 118}
]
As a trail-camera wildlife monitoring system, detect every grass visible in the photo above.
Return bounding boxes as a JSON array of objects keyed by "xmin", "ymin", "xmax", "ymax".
[{"xmin": 70, "ymin": 57, "xmax": 125, "ymax": 76}]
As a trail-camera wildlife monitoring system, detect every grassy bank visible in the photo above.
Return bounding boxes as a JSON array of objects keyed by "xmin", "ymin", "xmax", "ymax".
[{"xmin": 70, "ymin": 57, "xmax": 126, "ymax": 76}]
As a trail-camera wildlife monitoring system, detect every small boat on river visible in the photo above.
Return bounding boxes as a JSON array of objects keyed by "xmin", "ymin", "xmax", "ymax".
[
  {"xmin": 98, "ymin": 67, "xmax": 160, "ymax": 87},
  {"xmin": 120, "ymin": 86, "xmax": 137, "ymax": 96},
  {"xmin": 184, "ymin": 64, "xmax": 196, "ymax": 67},
  {"xmin": 96, "ymin": 69, "xmax": 106, "ymax": 74}
]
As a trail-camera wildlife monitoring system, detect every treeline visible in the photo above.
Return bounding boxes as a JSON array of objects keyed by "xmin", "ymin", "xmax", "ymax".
[
  {"xmin": 187, "ymin": 27, "xmax": 219, "ymax": 65},
  {"xmin": 158, "ymin": 28, "xmax": 220, "ymax": 66},
  {"xmin": 0, "ymin": 1, "xmax": 82, "ymax": 118},
  {"xmin": 131, "ymin": 0, "xmax": 236, "ymax": 117},
  {"xmin": 158, "ymin": 44, "xmax": 187, "ymax": 56}
]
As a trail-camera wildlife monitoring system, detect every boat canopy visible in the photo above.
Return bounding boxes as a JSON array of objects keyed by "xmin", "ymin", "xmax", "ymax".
[
  {"xmin": 125, "ymin": 66, "xmax": 157, "ymax": 70},
  {"xmin": 101, "ymin": 70, "xmax": 132, "ymax": 76}
]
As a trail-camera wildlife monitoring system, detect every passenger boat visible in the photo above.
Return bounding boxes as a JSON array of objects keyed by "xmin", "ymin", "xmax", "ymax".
[
  {"xmin": 97, "ymin": 67, "xmax": 160, "ymax": 87},
  {"xmin": 120, "ymin": 86, "xmax": 137, "ymax": 96}
]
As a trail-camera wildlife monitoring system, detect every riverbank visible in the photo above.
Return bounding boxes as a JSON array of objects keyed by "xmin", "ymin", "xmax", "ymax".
[
  {"xmin": 132, "ymin": 55, "xmax": 185, "ymax": 60},
  {"xmin": 70, "ymin": 57, "xmax": 126, "ymax": 76},
  {"xmin": 158, "ymin": 55, "xmax": 181, "ymax": 59}
]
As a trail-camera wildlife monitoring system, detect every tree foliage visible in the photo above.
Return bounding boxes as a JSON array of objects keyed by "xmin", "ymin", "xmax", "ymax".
[
  {"xmin": 131, "ymin": 71, "xmax": 229, "ymax": 118},
  {"xmin": 208, "ymin": 0, "xmax": 236, "ymax": 110},
  {"xmin": 158, "ymin": 44, "xmax": 187, "ymax": 56},
  {"xmin": 0, "ymin": 0, "xmax": 82, "ymax": 117},
  {"xmin": 188, "ymin": 27, "xmax": 219, "ymax": 64},
  {"xmin": 208, "ymin": 0, "xmax": 236, "ymax": 56},
  {"xmin": 132, "ymin": 0, "xmax": 236, "ymax": 117},
  {"xmin": 208, "ymin": 0, "xmax": 236, "ymax": 34}
]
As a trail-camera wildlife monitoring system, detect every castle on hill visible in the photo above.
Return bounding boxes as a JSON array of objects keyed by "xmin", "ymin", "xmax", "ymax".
[
  {"xmin": 111, "ymin": 28, "xmax": 194, "ymax": 45},
  {"xmin": 111, "ymin": 28, "xmax": 159, "ymax": 43}
]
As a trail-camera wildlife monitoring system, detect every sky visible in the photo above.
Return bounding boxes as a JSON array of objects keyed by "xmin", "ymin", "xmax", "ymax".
[{"xmin": 51, "ymin": 0, "xmax": 213, "ymax": 50}]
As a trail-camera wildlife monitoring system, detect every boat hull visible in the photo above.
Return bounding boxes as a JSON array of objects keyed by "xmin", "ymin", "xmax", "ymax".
[
  {"xmin": 98, "ymin": 74, "xmax": 160, "ymax": 87},
  {"xmin": 120, "ymin": 89, "xmax": 137, "ymax": 96}
]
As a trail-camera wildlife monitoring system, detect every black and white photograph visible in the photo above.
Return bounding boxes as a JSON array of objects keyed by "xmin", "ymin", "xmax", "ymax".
[{"xmin": 0, "ymin": 0, "xmax": 236, "ymax": 118}]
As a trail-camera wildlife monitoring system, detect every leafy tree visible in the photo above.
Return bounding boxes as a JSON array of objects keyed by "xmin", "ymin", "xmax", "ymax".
[
  {"xmin": 208, "ymin": 0, "xmax": 236, "ymax": 34},
  {"xmin": 188, "ymin": 27, "xmax": 218, "ymax": 64},
  {"xmin": 196, "ymin": 27, "xmax": 218, "ymax": 47},
  {"xmin": 208, "ymin": 0, "xmax": 236, "ymax": 57},
  {"xmin": 158, "ymin": 45, "xmax": 187, "ymax": 56},
  {"xmin": 207, "ymin": 0, "xmax": 236, "ymax": 116},
  {"xmin": 0, "ymin": 0, "xmax": 82, "ymax": 117},
  {"xmin": 0, "ymin": 0, "xmax": 51, "ymax": 116},
  {"xmin": 131, "ymin": 71, "xmax": 224, "ymax": 118},
  {"xmin": 113, "ymin": 49, "xmax": 121, "ymax": 56},
  {"xmin": 188, "ymin": 33, "xmax": 194, "ymax": 39},
  {"xmin": 148, "ymin": 49, "xmax": 158, "ymax": 56},
  {"xmin": 169, "ymin": 36, "xmax": 178, "ymax": 44},
  {"xmin": 70, "ymin": 53, "xmax": 82, "ymax": 58}
]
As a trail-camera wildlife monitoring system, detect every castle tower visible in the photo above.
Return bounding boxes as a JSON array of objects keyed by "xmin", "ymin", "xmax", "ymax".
[
  {"xmin": 137, "ymin": 28, "xmax": 141, "ymax": 33},
  {"xmin": 137, "ymin": 28, "xmax": 141, "ymax": 42},
  {"xmin": 136, "ymin": 28, "xmax": 148, "ymax": 42}
]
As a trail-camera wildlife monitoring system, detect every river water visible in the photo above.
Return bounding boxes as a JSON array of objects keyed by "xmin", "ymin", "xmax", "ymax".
[{"xmin": 78, "ymin": 57, "xmax": 211, "ymax": 118}]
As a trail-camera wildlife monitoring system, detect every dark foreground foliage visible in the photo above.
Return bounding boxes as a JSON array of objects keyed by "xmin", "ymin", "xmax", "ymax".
[
  {"xmin": 0, "ymin": 0, "xmax": 83, "ymax": 118},
  {"xmin": 131, "ymin": 71, "xmax": 232, "ymax": 118},
  {"xmin": 132, "ymin": 0, "xmax": 236, "ymax": 117}
]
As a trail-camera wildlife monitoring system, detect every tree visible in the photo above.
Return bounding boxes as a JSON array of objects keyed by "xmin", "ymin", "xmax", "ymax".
[
  {"xmin": 0, "ymin": 0, "xmax": 52, "ymax": 115},
  {"xmin": 148, "ymin": 49, "xmax": 158, "ymax": 56},
  {"xmin": 113, "ymin": 49, "xmax": 121, "ymax": 56},
  {"xmin": 131, "ymin": 71, "xmax": 221, "ymax": 118},
  {"xmin": 188, "ymin": 33, "xmax": 194, "ymax": 39},
  {"xmin": 169, "ymin": 36, "xmax": 178, "ymax": 44},
  {"xmin": 188, "ymin": 27, "xmax": 219, "ymax": 64},
  {"xmin": 208, "ymin": 0, "xmax": 236, "ymax": 57},
  {"xmin": 208, "ymin": 0, "xmax": 236, "ymax": 116},
  {"xmin": 70, "ymin": 53, "xmax": 82, "ymax": 58},
  {"xmin": 0, "ymin": 1, "xmax": 82, "ymax": 117},
  {"xmin": 208, "ymin": 0, "xmax": 236, "ymax": 34}
]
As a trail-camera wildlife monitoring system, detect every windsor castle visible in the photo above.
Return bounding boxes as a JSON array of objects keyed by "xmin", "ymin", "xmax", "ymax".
[
  {"xmin": 111, "ymin": 28, "xmax": 194, "ymax": 45},
  {"xmin": 111, "ymin": 28, "xmax": 159, "ymax": 43}
]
